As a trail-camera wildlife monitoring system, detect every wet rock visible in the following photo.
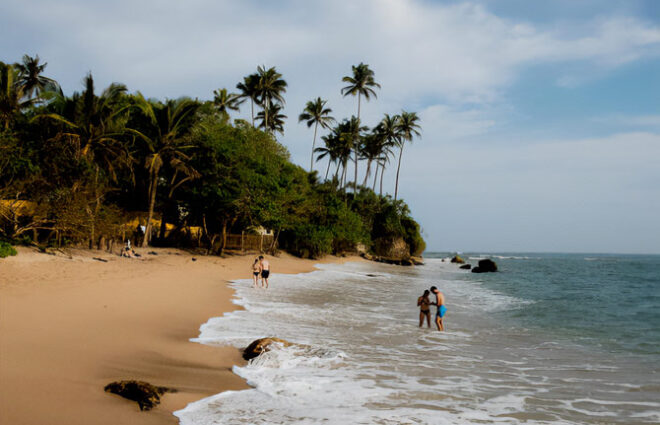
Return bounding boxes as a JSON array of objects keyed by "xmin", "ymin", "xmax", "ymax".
[
  {"xmin": 243, "ymin": 337, "xmax": 293, "ymax": 361},
  {"xmin": 104, "ymin": 380, "xmax": 175, "ymax": 411},
  {"xmin": 411, "ymin": 256, "xmax": 425, "ymax": 266},
  {"xmin": 451, "ymin": 255, "xmax": 465, "ymax": 264},
  {"xmin": 472, "ymin": 259, "xmax": 498, "ymax": 273},
  {"xmin": 460, "ymin": 264, "xmax": 472, "ymax": 270}
]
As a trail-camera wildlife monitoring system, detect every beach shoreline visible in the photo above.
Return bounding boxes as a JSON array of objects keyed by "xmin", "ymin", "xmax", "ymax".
[{"xmin": 0, "ymin": 246, "xmax": 363, "ymax": 425}]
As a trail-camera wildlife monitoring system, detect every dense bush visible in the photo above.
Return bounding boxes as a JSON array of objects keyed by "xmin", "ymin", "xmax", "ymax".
[{"xmin": 0, "ymin": 241, "xmax": 17, "ymax": 258}]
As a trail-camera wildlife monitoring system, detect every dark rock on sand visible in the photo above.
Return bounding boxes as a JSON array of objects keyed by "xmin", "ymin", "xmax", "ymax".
[
  {"xmin": 451, "ymin": 255, "xmax": 465, "ymax": 264},
  {"xmin": 104, "ymin": 380, "xmax": 175, "ymax": 411},
  {"xmin": 472, "ymin": 259, "xmax": 498, "ymax": 273},
  {"xmin": 460, "ymin": 264, "xmax": 472, "ymax": 270},
  {"xmin": 243, "ymin": 337, "xmax": 293, "ymax": 361}
]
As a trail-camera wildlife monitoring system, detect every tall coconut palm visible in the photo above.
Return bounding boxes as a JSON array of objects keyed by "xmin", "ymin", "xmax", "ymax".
[
  {"xmin": 236, "ymin": 74, "xmax": 259, "ymax": 126},
  {"xmin": 255, "ymin": 65, "xmax": 287, "ymax": 133},
  {"xmin": 130, "ymin": 96, "xmax": 201, "ymax": 246},
  {"xmin": 332, "ymin": 117, "xmax": 367, "ymax": 189},
  {"xmin": 256, "ymin": 101, "xmax": 287, "ymax": 136},
  {"xmin": 315, "ymin": 133, "xmax": 341, "ymax": 180},
  {"xmin": 373, "ymin": 113, "xmax": 400, "ymax": 195},
  {"xmin": 298, "ymin": 97, "xmax": 335, "ymax": 172},
  {"xmin": 341, "ymin": 63, "xmax": 380, "ymax": 193},
  {"xmin": 394, "ymin": 110, "xmax": 421, "ymax": 200},
  {"xmin": 14, "ymin": 54, "xmax": 59, "ymax": 100},
  {"xmin": 360, "ymin": 129, "xmax": 390, "ymax": 187},
  {"xmin": 212, "ymin": 88, "xmax": 244, "ymax": 120}
]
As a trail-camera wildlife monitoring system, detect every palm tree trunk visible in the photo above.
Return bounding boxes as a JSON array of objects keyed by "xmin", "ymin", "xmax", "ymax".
[
  {"xmin": 380, "ymin": 161, "xmax": 385, "ymax": 196},
  {"xmin": 143, "ymin": 172, "xmax": 158, "ymax": 247},
  {"xmin": 362, "ymin": 159, "xmax": 372, "ymax": 187},
  {"xmin": 250, "ymin": 98, "xmax": 255, "ymax": 126},
  {"xmin": 354, "ymin": 93, "xmax": 361, "ymax": 193},
  {"xmin": 395, "ymin": 144, "xmax": 404, "ymax": 201},
  {"xmin": 325, "ymin": 159, "xmax": 332, "ymax": 180},
  {"xmin": 373, "ymin": 162, "xmax": 379, "ymax": 191},
  {"xmin": 340, "ymin": 162, "xmax": 347, "ymax": 189},
  {"xmin": 334, "ymin": 161, "xmax": 341, "ymax": 181},
  {"xmin": 310, "ymin": 121, "xmax": 318, "ymax": 172}
]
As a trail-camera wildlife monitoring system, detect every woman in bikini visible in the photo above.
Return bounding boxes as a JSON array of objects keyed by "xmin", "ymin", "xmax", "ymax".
[
  {"xmin": 417, "ymin": 289, "xmax": 432, "ymax": 328},
  {"xmin": 251, "ymin": 258, "xmax": 261, "ymax": 287}
]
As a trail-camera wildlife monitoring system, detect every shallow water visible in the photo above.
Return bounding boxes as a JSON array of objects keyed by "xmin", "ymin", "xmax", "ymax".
[{"xmin": 176, "ymin": 254, "xmax": 660, "ymax": 424}]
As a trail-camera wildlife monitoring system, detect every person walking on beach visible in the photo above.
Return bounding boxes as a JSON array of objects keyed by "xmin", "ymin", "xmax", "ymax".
[
  {"xmin": 417, "ymin": 290, "xmax": 432, "ymax": 328},
  {"xmin": 430, "ymin": 286, "xmax": 447, "ymax": 331},
  {"xmin": 259, "ymin": 255, "xmax": 270, "ymax": 288},
  {"xmin": 251, "ymin": 257, "xmax": 261, "ymax": 288}
]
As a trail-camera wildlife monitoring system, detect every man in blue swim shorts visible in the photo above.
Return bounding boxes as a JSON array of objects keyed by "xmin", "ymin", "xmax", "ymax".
[{"xmin": 430, "ymin": 286, "xmax": 446, "ymax": 331}]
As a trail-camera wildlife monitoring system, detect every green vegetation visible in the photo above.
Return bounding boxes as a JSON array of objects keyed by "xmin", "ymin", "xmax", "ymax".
[
  {"xmin": 0, "ymin": 241, "xmax": 17, "ymax": 258},
  {"xmin": 0, "ymin": 55, "xmax": 424, "ymax": 259}
]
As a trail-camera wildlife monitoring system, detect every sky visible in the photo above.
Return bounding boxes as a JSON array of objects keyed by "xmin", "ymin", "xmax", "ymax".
[{"xmin": 2, "ymin": 0, "xmax": 659, "ymax": 254}]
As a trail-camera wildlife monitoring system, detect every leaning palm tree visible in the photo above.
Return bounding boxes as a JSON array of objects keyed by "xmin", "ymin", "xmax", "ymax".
[
  {"xmin": 298, "ymin": 97, "xmax": 335, "ymax": 172},
  {"xmin": 255, "ymin": 65, "xmax": 287, "ymax": 132},
  {"xmin": 14, "ymin": 54, "xmax": 59, "ymax": 100},
  {"xmin": 341, "ymin": 63, "xmax": 380, "ymax": 192},
  {"xmin": 256, "ymin": 101, "xmax": 287, "ymax": 136},
  {"xmin": 130, "ymin": 96, "xmax": 201, "ymax": 246},
  {"xmin": 212, "ymin": 88, "xmax": 244, "ymax": 121},
  {"xmin": 394, "ymin": 111, "xmax": 421, "ymax": 200},
  {"xmin": 236, "ymin": 73, "xmax": 259, "ymax": 126}
]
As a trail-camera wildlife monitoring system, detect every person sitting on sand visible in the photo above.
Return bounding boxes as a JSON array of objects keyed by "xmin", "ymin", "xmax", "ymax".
[
  {"xmin": 417, "ymin": 290, "xmax": 432, "ymax": 328},
  {"xmin": 251, "ymin": 257, "xmax": 261, "ymax": 288},
  {"xmin": 259, "ymin": 255, "xmax": 270, "ymax": 288},
  {"xmin": 430, "ymin": 286, "xmax": 447, "ymax": 331}
]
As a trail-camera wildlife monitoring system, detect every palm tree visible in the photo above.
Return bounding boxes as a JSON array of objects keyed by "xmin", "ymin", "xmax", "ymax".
[
  {"xmin": 256, "ymin": 101, "xmax": 287, "ymax": 135},
  {"xmin": 360, "ymin": 129, "xmax": 390, "ymax": 187},
  {"xmin": 130, "ymin": 96, "xmax": 201, "ymax": 246},
  {"xmin": 298, "ymin": 97, "xmax": 335, "ymax": 172},
  {"xmin": 314, "ymin": 133, "xmax": 341, "ymax": 180},
  {"xmin": 212, "ymin": 88, "xmax": 244, "ymax": 120},
  {"xmin": 255, "ymin": 65, "xmax": 287, "ymax": 133},
  {"xmin": 14, "ymin": 54, "xmax": 59, "ymax": 100},
  {"xmin": 35, "ymin": 73, "xmax": 131, "ymax": 246},
  {"xmin": 341, "ymin": 63, "xmax": 380, "ymax": 193},
  {"xmin": 394, "ymin": 111, "xmax": 421, "ymax": 200},
  {"xmin": 0, "ymin": 62, "xmax": 32, "ymax": 129},
  {"xmin": 373, "ymin": 113, "xmax": 400, "ymax": 195},
  {"xmin": 236, "ymin": 74, "xmax": 259, "ymax": 126}
]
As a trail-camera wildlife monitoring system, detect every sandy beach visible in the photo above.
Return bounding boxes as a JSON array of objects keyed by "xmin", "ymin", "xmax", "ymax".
[{"xmin": 0, "ymin": 247, "xmax": 362, "ymax": 425}]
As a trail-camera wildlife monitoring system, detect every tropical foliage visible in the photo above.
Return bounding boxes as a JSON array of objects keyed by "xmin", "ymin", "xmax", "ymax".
[{"xmin": 0, "ymin": 55, "xmax": 424, "ymax": 260}]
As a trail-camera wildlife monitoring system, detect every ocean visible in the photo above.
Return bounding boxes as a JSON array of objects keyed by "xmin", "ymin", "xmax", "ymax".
[{"xmin": 175, "ymin": 253, "xmax": 660, "ymax": 424}]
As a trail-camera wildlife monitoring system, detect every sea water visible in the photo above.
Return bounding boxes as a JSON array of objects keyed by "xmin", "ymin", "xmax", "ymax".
[{"xmin": 175, "ymin": 254, "xmax": 660, "ymax": 424}]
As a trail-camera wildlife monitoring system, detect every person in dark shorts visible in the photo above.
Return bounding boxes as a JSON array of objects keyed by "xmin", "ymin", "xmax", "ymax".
[
  {"xmin": 251, "ymin": 257, "xmax": 261, "ymax": 287},
  {"xmin": 259, "ymin": 255, "xmax": 270, "ymax": 288},
  {"xmin": 417, "ymin": 290, "xmax": 432, "ymax": 328}
]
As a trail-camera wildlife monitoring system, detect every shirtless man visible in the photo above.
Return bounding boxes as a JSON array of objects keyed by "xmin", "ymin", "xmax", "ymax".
[
  {"xmin": 430, "ymin": 286, "xmax": 446, "ymax": 331},
  {"xmin": 259, "ymin": 255, "xmax": 270, "ymax": 288}
]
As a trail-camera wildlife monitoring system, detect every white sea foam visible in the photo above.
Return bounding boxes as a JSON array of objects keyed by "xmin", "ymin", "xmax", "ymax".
[{"xmin": 176, "ymin": 261, "xmax": 660, "ymax": 425}]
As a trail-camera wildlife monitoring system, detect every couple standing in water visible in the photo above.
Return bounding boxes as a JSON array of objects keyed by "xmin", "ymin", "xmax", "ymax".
[
  {"xmin": 417, "ymin": 286, "xmax": 446, "ymax": 331},
  {"xmin": 251, "ymin": 255, "xmax": 270, "ymax": 288}
]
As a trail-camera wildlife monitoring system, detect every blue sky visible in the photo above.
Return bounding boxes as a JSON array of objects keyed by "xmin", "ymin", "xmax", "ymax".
[{"xmin": 2, "ymin": 0, "xmax": 659, "ymax": 253}]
